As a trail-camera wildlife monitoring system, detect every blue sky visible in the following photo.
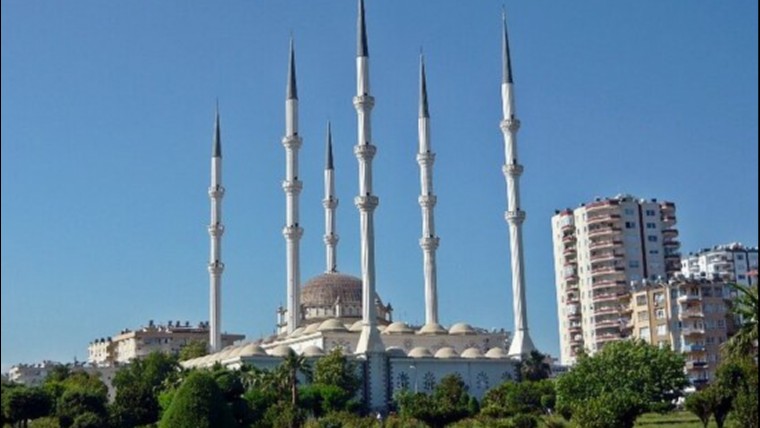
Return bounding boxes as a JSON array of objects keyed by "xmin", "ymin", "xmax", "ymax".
[{"xmin": 2, "ymin": 1, "xmax": 758, "ymax": 371}]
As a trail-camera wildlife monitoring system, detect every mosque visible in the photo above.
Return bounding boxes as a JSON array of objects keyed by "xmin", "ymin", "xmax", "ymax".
[{"xmin": 183, "ymin": 1, "xmax": 537, "ymax": 411}]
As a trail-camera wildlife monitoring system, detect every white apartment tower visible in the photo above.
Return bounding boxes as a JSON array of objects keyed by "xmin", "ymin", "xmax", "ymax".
[
  {"xmin": 681, "ymin": 243, "xmax": 758, "ymax": 286},
  {"xmin": 551, "ymin": 194, "xmax": 681, "ymax": 364}
]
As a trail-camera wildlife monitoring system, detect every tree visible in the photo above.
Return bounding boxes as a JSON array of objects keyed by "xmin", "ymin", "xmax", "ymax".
[
  {"xmin": 110, "ymin": 351, "xmax": 179, "ymax": 427},
  {"xmin": 685, "ymin": 390, "xmax": 712, "ymax": 428},
  {"xmin": 722, "ymin": 282, "xmax": 758, "ymax": 359},
  {"xmin": 481, "ymin": 379, "xmax": 555, "ymax": 418},
  {"xmin": 312, "ymin": 348, "xmax": 361, "ymax": 398},
  {"xmin": 519, "ymin": 350, "xmax": 551, "ymax": 382},
  {"xmin": 179, "ymin": 339, "xmax": 209, "ymax": 361},
  {"xmin": 395, "ymin": 374, "xmax": 474, "ymax": 428},
  {"xmin": 713, "ymin": 355, "xmax": 757, "ymax": 428},
  {"xmin": 56, "ymin": 389, "xmax": 108, "ymax": 428},
  {"xmin": 555, "ymin": 339, "xmax": 688, "ymax": 428},
  {"xmin": 159, "ymin": 371, "xmax": 237, "ymax": 428},
  {"xmin": 279, "ymin": 349, "xmax": 312, "ymax": 407},
  {"xmin": 2, "ymin": 386, "xmax": 52, "ymax": 428}
]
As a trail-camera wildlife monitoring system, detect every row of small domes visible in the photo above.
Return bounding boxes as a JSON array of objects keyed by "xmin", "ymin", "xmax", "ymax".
[{"xmin": 282, "ymin": 319, "xmax": 480, "ymax": 338}]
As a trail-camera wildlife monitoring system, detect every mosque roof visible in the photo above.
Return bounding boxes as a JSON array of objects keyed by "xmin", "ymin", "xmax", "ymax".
[{"xmin": 301, "ymin": 273, "xmax": 363, "ymax": 307}]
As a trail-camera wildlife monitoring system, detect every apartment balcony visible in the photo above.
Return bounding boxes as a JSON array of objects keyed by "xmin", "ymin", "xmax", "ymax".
[
  {"xmin": 680, "ymin": 309, "xmax": 704, "ymax": 319},
  {"xmin": 677, "ymin": 294, "xmax": 700, "ymax": 303},
  {"xmin": 593, "ymin": 293, "xmax": 620, "ymax": 304},
  {"xmin": 567, "ymin": 311, "xmax": 581, "ymax": 320},
  {"xmin": 585, "ymin": 200, "xmax": 619, "ymax": 214},
  {"xmin": 560, "ymin": 221, "xmax": 574, "ymax": 232},
  {"xmin": 685, "ymin": 360, "xmax": 709, "ymax": 370},
  {"xmin": 662, "ymin": 228, "xmax": 678, "ymax": 238},
  {"xmin": 595, "ymin": 333, "xmax": 621, "ymax": 343},
  {"xmin": 586, "ymin": 213, "xmax": 622, "ymax": 226},
  {"xmin": 682, "ymin": 327, "xmax": 706, "ymax": 337},
  {"xmin": 594, "ymin": 319, "xmax": 621, "ymax": 330},
  {"xmin": 590, "ymin": 253, "xmax": 624, "ymax": 265},
  {"xmin": 588, "ymin": 226, "xmax": 623, "ymax": 239},
  {"xmin": 562, "ymin": 244, "xmax": 577, "ymax": 256},
  {"xmin": 562, "ymin": 234, "xmax": 577, "ymax": 244},
  {"xmin": 664, "ymin": 252, "xmax": 681, "ymax": 260},
  {"xmin": 594, "ymin": 306, "xmax": 620, "ymax": 316},
  {"xmin": 570, "ymin": 334, "xmax": 584, "ymax": 345},
  {"xmin": 568, "ymin": 324, "xmax": 582, "ymax": 334},
  {"xmin": 591, "ymin": 265, "xmax": 626, "ymax": 276},
  {"xmin": 566, "ymin": 295, "xmax": 580, "ymax": 304},
  {"xmin": 683, "ymin": 344, "xmax": 706, "ymax": 353},
  {"xmin": 589, "ymin": 239, "xmax": 623, "ymax": 251},
  {"xmin": 663, "ymin": 239, "xmax": 681, "ymax": 248}
]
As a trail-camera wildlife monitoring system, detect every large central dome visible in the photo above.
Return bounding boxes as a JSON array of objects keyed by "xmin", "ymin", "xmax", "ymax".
[{"xmin": 301, "ymin": 273, "xmax": 363, "ymax": 307}]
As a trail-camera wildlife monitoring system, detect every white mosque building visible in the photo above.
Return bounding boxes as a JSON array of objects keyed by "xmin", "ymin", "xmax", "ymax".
[{"xmin": 183, "ymin": 1, "xmax": 537, "ymax": 410}]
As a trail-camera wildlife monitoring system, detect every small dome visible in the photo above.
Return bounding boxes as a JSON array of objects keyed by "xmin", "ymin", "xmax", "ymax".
[
  {"xmin": 238, "ymin": 343, "xmax": 267, "ymax": 357},
  {"xmin": 301, "ymin": 345, "xmax": 325, "ymax": 357},
  {"xmin": 303, "ymin": 323, "xmax": 321, "ymax": 334},
  {"xmin": 461, "ymin": 347, "xmax": 484, "ymax": 359},
  {"xmin": 449, "ymin": 322, "xmax": 477, "ymax": 335},
  {"xmin": 318, "ymin": 318, "xmax": 349, "ymax": 332},
  {"xmin": 485, "ymin": 347, "xmax": 509, "ymax": 359},
  {"xmin": 418, "ymin": 322, "xmax": 448, "ymax": 335},
  {"xmin": 268, "ymin": 344, "xmax": 293, "ymax": 357},
  {"xmin": 383, "ymin": 321, "xmax": 414, "ymax": 335},
  {"xmin": 434, "ymin": 347, "xmax": 459, "ymax": 359},
  {"xmin": 290, "ymin": 327, "xmax": 305, "ymax": 338},
  {"xmin": 225, "ymin": 346, "xmax": 245, "ymax": 358},
  {"xmin": 408, "ymin": 346, "xmax": 433, "ymax": 358},
  {"xmin": 349, "ymin": 320, "xmax": 363, "ymax": 332},
  {"xmin": 385, "ymin": 347, "xmax": 407, "ymax": 357}
]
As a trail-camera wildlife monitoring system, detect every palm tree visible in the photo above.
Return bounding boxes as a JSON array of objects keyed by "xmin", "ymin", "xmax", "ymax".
[
  {"xmin": 519, "ymin": 350, "xmax": 551, "ymax": 382},
  {"xmin": 722, "ymin": 282, "xmax": 758, "ymax": 360},
  {"xmin": 279, "ymin": 349, "xmax": 312, "ymax": 406}
]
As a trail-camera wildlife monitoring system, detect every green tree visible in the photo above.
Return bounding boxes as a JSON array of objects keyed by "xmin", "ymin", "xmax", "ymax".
[
  {"xmin": 179, "ymin": 339, "xmax": 209, "ymax": 361},
  {"xmin": 555, "ymin": 339, "xmax": 687, "ymax": 428},
  {"xmin": 2, "ymin": 386, "xmax": 52, "ymax": 428},
  {"xmin": 159, "ymin": 371, "xmax": 237, "ymax": 428},
  {"xmin": 312, "ymin": 348, "xmax": 361, "ymax": 399},
  {"xmin": 56, "ymin": 389, "xmax": 108, "ymax": 428},
  {"xmin": 722, "ymin": 282, "xmax": 758, "ymax": 359},
  {"xmin": 395, "ymin": 374, "xmax": 473, "ymax": 428},
  {"xmin": 684, "ymin": 390, "xmax": 712, "ymax": 428},
  {"xmin": 481, "ymin": 379, "xmax": 555, "ymax": 418},
  {"xmin": 110, "ymin": 351, "xmax": 179, "ymax": 427},
  {"xmin": 279, "ymin": 349, "xmax": 312, "ymax": 407},
  {"xmin": 570, "ymin": 391, "xmax": 642, "ymax": 428},
  {"xmin": 518, "ymin": 350, "xmax": 551, "ymax": 382}
]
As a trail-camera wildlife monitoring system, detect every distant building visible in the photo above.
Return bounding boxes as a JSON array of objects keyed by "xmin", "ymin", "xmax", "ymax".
[
  {"xmin": 551, "ymin": 194, "xmax": 680, "ymax": 365},
  {"xmin": 627, "ymin": 277, "xmax": 735, "ymax": 388},
  {"xmin": 681, "ymin": 242, "xmax": 758, "ymax": 286},
  {"xmin": 8, "ymin": 361, "xmax": 119, "ymax": 399},
  {"xmin": 88, "ymin": 320, "xmax": 244, "ymax": 365}
]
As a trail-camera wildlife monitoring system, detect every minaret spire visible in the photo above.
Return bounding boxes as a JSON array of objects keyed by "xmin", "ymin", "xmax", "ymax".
[
  {"xmin": 417, "ymin": 55, "xmax": 444, "ymax": 334},
  {"xmin": 353, "ymin": 0, "xmax": 383, "ymax": 355},
  {"xmin": 282, "ymin": 38, "xmax": 304, "ymax": 334},
  {"xmin": 500, "ymin": 12, "xmax": 536, "ymax": 359},
  {"xmin": 208, "ymin": 104, "xmax": 225, "ymax": 352},
  {"xmin": 323, "ymin": 122, "xmax": 339, "ymax": 273}
]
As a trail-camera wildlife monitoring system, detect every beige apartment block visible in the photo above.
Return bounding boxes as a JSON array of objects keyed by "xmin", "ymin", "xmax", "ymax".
[
  {"xmin": 88, "ymin": 320, "xmax": 244, "ymax": 365},
  {"xmin": 552, "ymin": 194, "xmax": 680, "ymax": 365},
  {"xmin": 682, "ymin": 242, "xmax": 758, "ymax": 286}
]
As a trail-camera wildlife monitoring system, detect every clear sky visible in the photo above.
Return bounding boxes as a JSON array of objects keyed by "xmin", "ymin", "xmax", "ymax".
[{"xmin": 2, "ymin": 1, "xmax": 758, "ymax": 371}]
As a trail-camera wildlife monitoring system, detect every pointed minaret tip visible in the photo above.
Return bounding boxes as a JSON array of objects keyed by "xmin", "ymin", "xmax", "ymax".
[
  {"xmin": 419, "ymin": 54, "xmax": 430, "ymax": 118},
  {"xmin": 213, "ymin": 102, "xmax": 222, "ymax": 158},
  {"xmin": 287, "ymin": 37, "xmax": 298, "ymax": 100},
  {"xmin": 357, "ymin": 0, "xmax": 369, "ymax": 57},
  {"xmin": 502, "ymin": 9, "xmax": 514, "ymax": 84},
  {"xmin": 325, "ymin": 121, "xmax": 334, "ymax": 170}
]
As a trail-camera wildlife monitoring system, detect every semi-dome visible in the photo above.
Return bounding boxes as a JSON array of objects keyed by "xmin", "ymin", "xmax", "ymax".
[
  {"xmin": 238, "ymin": 343, "xmax": 267, "ymax": 357},
  {"xmin": 461, "ymin": 347, "xmax": 484, "ymax": 359},
  {"xmin": 301, "ymin": 273, "xmax": 363, "ymax": 307},
  {"xmin": 408, "ymin": 346, "xmax": 433, "ymax": 358},
  {"xmin": 318, "ymin": 318, "xmax": 348, "ymax": 332},
  {"xmin": 485, "ymin": 347, "xmax": 509, "ymax": 359},
  {"xmin": 268, "ymin": 344, "xmax": 293, "ymax": 357},
  {"xmin": 289, "ymin": 326, "xmax": 305, "ymax": 338},
  {"xmin": 434, "ymin": 347, "xmax": 459, "ymax": 359},
  {"xmin": 303, "ymin": 322, "xmax": 321, "ymax": 334},
  {"xmin": 301, "ymin": 345, "xmax": 325, "ymax": 357},
  {"xmin": 349, "ymin": 320, "xmax": 364, "ymax": 332},
  {"xmin": 383, "ymin": 321, "xmax": 414, "ymax": 335},
  {"xmin": 449, "ymin": 322, "xmax": 477, "ymax": 335}
]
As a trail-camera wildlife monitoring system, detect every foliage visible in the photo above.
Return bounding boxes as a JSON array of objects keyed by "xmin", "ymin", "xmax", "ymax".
[
  {"xmin": 56, "ymin": 389, "xmax": 108, "ymax": 428},
  {"xmin": 159, "ymin": 371, "xmax": 237, "ymax": 428},
  {"xmin": 280, "ymin": 349, "xmax": 313, "ymax": 407},
  {"xmin": 518, "ymin": 350, "xmax": 552, "ymax": 382},
  {"xmin": 555, "ymin": 339, "xmax": 687, "ymax": 427},
  {"xmin": 178, "ymin": 339, "xmax": 209, "ymax": 361},
  {"xmin": 684, "ymin": 390, "xmax": 712, "ymax": 428},
  {"xmin": 395, "ymin": 373, "xmax": 474, "ymax": 428},
  {"xmin": 509, "ymin": 413, "xmax": 538, "ymax": 428},
  {"xmin": 2, "ymin": 385, "xmax": 52, "ymax": 427},
  {"xmin": 721, "ymin": 282, "xmax": 758, "ymax": 360},
  {"xmin": 262, "ymin": 400, "xmax": 305, "ymax": 428},
  {"xmin": 302, "ymin": 411, "xmax": 377, "ymax": 428},
  {"xmin": 481, "ymin": 379, "xmax": 555, "ymax": 418},
  {"xmin": 300, "ymin": 384, "xmax": 355, "ymax": 418},
  {"xmin": 312, "ymin": 348, "xmax": 361, "ymax": 400},
  {"xmin": 541, "ymin": 415, "xmax": 568, "ymax": 428},
  {"xmin": 42, "ymin": 369, "xmax": 108, "ymax": 417},
  {"xmin": 110, "ymin": 351, "xmax": 179, "ymax": 427},
  {"xmin": 731, "ymin": 359, "xmax": 758, "ymax": 428}
]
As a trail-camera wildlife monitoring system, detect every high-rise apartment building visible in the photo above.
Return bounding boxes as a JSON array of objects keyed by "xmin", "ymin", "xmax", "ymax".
[
  {"xmin": 627, "ymin": 278, "xmax": 734, "ymax": 387},
  {"xmin": 682, "ymin": 242, "xmax": 758, "ymax": 286},
  {"xmin": 552, "ymin": 194, "xmax": 680, "ymax": 365}
]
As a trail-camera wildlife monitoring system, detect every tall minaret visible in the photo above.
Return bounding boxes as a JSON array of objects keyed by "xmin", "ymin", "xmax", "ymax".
[
  {"xmin": 501, "ymin": 12, "xmax": 536, "ymax": 358},
  {"xmin": 353, "ymin": 0, "xmax": 384, "ymax": 355},
  {"xmin": 417, "ymin": 56, "xmax": 444, "ymax": 334},
  {"xmin": 282, "ymin": 38, "xmax": 304, "ymax": 334},
  {"xmin": 208, "ymin": 105, "xmax": 225, "ymax": 352},
  {"xmin": 323, "ymin": 122, "xmax": 339, "ymax": 273}
]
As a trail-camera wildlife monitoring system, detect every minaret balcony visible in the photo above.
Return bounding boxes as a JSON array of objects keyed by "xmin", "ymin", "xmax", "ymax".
[
  {"xmin": 207, "ymin": 260, "xmax": 225, "ymax": 274},
  {"xmin": 282, "ymin": 225, "xmax": 304, "ymax": 239},
  {"xmin": 418, "ymin": 195, "xmax": 437, "ymax": 208},
  {"xmin": 282, "ymin": 179, "xmax": 303, "ymax": 194},
  {"xmin": 499, "ymin": 118, "xmax": 521, "ymax": 133},
  {"xmin": 323, "ymin": 234, "xmax": 339, "ymax": 245},
  {"xmin": 322, "ymin": 197, "xmax": 339, "ymax": 209},
  {"xmin": 419, "ymin": 236, "xmax": 440, "ymax": 250},
  {"xmin": 354, "ymin": 195, "xmax": 379, "ymax": 211},
  {"xmin": 208, "ymin": 185, "xmax": 226, "ymax": 198},
  {"xmin": 281, "ymin": 135, "xmax": 303, "ymax": 149},
  {"xmin": 353, "ymin": 143, "xmax": 377, "ymax": 160},
  {"xmin": 352, "ymin": 95, "xmax": 375, "ymax": 110},
  {"xmin": 505, "ymin": 210, "xmax": 526, "ymax": 224},
  {"xmin": 207, "ymin": 223, "xmax": 225, "ymax": 237},
  {"xmin": 502, "ymin": 163, "xmax": 524, "ymax": 177},
  {"xmin": 416, "ymin": 152, "xmax": 436, "ymax": 165}
]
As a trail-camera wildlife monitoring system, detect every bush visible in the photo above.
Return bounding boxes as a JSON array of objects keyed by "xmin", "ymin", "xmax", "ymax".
[
  {"xmin": 509, "ymin": 413, "xmax": 537, "ymax": 428},
  {"xmin": 159, "ymin": 371, "xmax": 236, "ymax": 428}
]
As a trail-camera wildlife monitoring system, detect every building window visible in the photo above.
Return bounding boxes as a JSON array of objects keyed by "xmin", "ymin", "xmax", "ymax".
[
  {"xmin": 657, "ymin": 324, "xmax": 668, "ymax": 336},
  {"xmin": 649, "ymin": 249, "xmax": 659, "ymax": 255},
  {"xmin": 629, "ymin": 260, "xmax": 640, "ymax": 268},
  {"xmin": 636, "ymin": 296, "xmax": 647, "ymax": 306},
  {"xmin": 624, "ymin": 208, "xmax": 635, "ymax": 215},
  {"xmin": 625, "ymin": 221, "xmax": 637, "ymax": 229},
  {"xmin": 638, "ymin": 310, "xmax": 649, "ymax": 322},
  {"xmin": 646, "ymin": 222, "xmax": 657, "ymax": 229},
  {"xmin": 422, "ymin": 372, "xmax": 436, "ymax": 392},
  {"xmin": 647, "ymin": 236, "xmax": 658, "ymax": 242},
  {"xmin": 397, "ymin": 372, "xmax": 410, "ymax": 391},
  {"xmin": 655, "ymin": 309, "xmax": 666, "ymax": 320},
  {"xmin": 645, "ymin": 209, "xmax": 656, "ymax": 216},
  {"xmin": 639, "ymin": 327, "xmax": 651, "ymax": 341}
]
